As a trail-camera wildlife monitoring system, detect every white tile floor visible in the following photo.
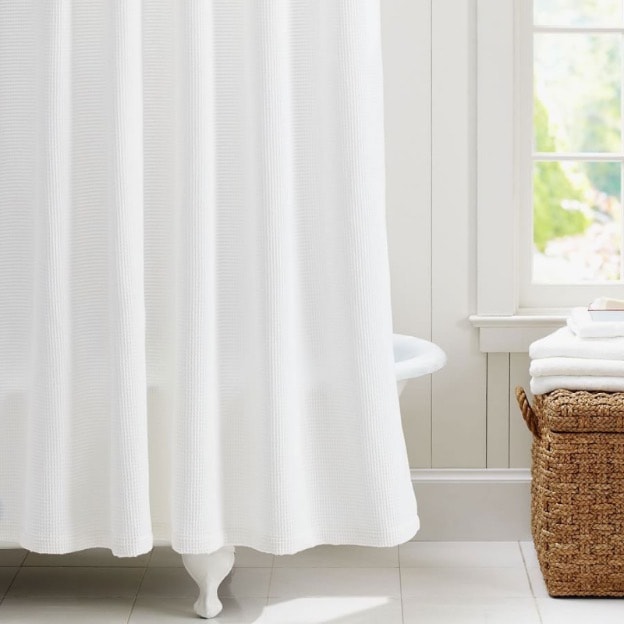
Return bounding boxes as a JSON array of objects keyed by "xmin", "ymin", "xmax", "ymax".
[{"xmin": 0, "ymin": 541, "xmax": 622, "ymax": 623}]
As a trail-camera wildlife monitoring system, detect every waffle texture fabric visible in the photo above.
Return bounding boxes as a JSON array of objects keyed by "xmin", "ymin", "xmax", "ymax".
[{"xmin": 0, "ymin": 0, "xmax": 418, "ymax": 556}]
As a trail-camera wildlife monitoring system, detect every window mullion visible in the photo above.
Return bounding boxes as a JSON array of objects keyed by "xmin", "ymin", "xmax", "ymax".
[
  {"xmin": 534, "ymin": 26, "xmax": 624, "ymax": 34},
  {"xmin": 534, "ymin": 153, "xmax": 624, "ymax": 161}
]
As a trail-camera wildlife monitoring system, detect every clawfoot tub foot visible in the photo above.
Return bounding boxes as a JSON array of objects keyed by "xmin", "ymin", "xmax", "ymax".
[{"xmin": 182, "ymin": 546, "xmax": 236, "ymax": 618}]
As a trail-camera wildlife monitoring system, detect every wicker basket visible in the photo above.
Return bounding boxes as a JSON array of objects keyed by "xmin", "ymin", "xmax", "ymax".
[{"xmin": 516, "ymin": 387, "xmax": 624, "ymax": 597}]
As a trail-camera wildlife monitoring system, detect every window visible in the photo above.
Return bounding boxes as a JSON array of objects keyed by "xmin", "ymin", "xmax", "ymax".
[
  {"xmin": 475, "ymin": 0, "xmax": 624, "ymax": 320},
  {"xmin": 520, "ymin": 0, "xmax": 624, "ymax": 306}
]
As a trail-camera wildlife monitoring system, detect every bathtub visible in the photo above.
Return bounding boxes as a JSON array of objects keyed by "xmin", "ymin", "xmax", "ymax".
[
  {"xmin": 184, "ymin": 333, "xmax": 447, "ymax": 618},
  {"xmin": 394, "ymin": 333, "xmax": 447, "ymax": 396},
  {"xmin": 0, "ymin": 334, "xmax": 446, "ymax": 619}
]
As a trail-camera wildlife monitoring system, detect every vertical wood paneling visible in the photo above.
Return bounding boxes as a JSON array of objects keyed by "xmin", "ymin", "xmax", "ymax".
[
  {"xmin": 486, "ymin": 353, "xmax": 510, "ymax": 467},
  {"xmin": 509, "ymin": 353, "xmax": 533, "ymax": 468},
  {"xmin": 475, "ymin": 0, "xmax": 516, "ymax": 315},
  {"xmin": 383, "ymin": 0, "xmax": 532, "ymax": 471},
  {"xmin": 431, "ymin": 0, "xmax": 487, "ymax": 468},
  {"xmin": 382, "ymin": 0, "xmax": 433, "ymax": 467}
]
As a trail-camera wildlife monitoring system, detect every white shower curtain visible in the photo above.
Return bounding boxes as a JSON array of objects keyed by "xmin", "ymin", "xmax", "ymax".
[{"xmin": 0, "ymin": 0, "xmax": 418, "ymax": 556}]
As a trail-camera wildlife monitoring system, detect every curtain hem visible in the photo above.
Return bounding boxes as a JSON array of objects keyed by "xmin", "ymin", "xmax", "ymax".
[
  {"xmin": 0, "ymin": 531, "xmax": 154, "ymax": 558},
  {"xmin": 169, "ymin": 516, "xmax": 420, "ymax": 556}
]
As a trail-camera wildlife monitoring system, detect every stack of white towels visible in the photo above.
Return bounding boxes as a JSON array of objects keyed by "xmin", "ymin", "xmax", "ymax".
[{"xmin": 530, "ymin": 300, "xmax": 624, "ymax": 395}]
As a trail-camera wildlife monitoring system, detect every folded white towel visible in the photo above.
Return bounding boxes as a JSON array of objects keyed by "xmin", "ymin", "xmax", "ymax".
[
  {"xmin": 567, "ymin": 307, "xmax": 624, "ymax": 338},
  {"xmin": 529, "ymin": 327, "xmax": 624, "ymax": 360},
  {"xmin": 531, "ymin": 375, "xmax": 624, "ymax": 395},
  {"xmin": 530, "ymin": 356, "xmax": 624, "ymax": 378}
]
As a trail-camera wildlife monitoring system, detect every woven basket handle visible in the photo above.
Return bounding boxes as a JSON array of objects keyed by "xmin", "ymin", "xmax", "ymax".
[{"xmin": 515, "ymin": 386, "xmax": 540, "ymax": 438}]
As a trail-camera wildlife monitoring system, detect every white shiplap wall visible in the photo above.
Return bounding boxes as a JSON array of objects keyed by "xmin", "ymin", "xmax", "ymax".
[{"xmin": 382, "ymin": 0, "xmax": 533, "ymax": 470}]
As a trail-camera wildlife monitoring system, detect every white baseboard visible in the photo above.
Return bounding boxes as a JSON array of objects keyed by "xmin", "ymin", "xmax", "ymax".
[
  {"xmin": 153, "ymin": 469, "xmax": 532, "ymax": 545},
  {"xmin": 411, "ymin": 469, "xmax": 532, "ymax": 541}
]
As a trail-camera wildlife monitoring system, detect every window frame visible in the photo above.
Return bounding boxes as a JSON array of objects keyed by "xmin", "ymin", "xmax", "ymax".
[{"xmin": 472, "ymin": 0, "xmax": 624, "ymax": 351}]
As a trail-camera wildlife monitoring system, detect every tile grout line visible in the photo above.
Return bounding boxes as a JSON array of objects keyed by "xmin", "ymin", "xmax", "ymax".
[
  {"xmin": 0, "ymin": 548, "xmax": 30, "ymax": 608},
  {"xmin": 264, "ymin": 565, "xmax": 400, "ymax": 569},
  {"xmin": 398, "ymin": 546, "xmax": 406, "ymax": 624},
  {"xmin": 17, "ymin": 565, "xmax": 149, "ymax": 569},
  {"xmin": 0, "ymin": 566, "xmax": 22, "ymax": 608},
  {"xmin": 265, "ymin": 550, "xmax": 275, "ymax": 606},
  {"xmin": 1, "ymin": 549, "xmax": 28, "ymax": 605},
  {"xmin": 125, "ymin": 564, "xmax": 150, "ymax": 624},
  {"xmin": 123, "ymin": 547, "xmax": 155, "ymax": 623},
  {"xmin": 518, "ymin": 541, "xmax": 544, "ymax": 624}
]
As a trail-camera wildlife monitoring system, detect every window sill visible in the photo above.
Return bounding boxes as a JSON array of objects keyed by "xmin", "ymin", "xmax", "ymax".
[{"xmin": 469, "ymin": 309, "xmax": 568, "ymax": 353}]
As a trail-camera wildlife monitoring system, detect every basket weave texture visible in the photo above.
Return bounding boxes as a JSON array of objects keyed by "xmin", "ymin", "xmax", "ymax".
[{"xmin": 516, "ymin": 387, "xmax": 624, "ymax": 597}]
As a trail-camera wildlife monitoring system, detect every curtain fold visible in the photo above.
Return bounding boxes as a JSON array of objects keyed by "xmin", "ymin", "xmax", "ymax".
[
  {"xmin": 0, "ymin": 0, "xmax": 418, "ymax": 557},
  {"xmin": 28, "ymin": 0, "xmax": 73, "ymax": 548}
]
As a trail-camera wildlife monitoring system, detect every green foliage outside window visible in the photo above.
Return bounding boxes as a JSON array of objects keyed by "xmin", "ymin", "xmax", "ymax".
[
  {"xmin": 533, "ymin": 98, "xmax": 590, "ymax": 252},
  {"xmin": 532, "ymin": 0, "xmax": 622, "ymax": 281}
]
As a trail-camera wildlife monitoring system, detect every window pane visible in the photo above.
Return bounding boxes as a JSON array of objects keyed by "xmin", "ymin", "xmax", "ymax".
[
  {"xmin": 534, "ymin": 0, "xmax": 622, "ymax": 27},
  {"xmin": 533, "ymin": 161, "xmax": 621, "ymax": 283},
  {"xmin": 534, "ymin": 34, "xmax": 621, "ymax": 153}
]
